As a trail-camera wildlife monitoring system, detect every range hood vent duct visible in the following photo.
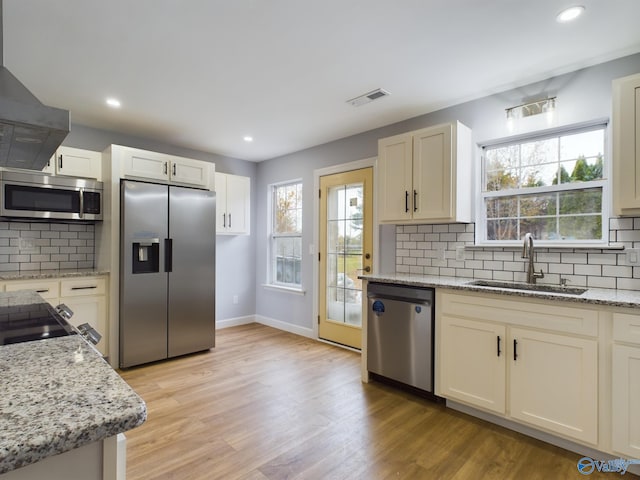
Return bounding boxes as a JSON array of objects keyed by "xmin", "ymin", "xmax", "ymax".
[{"xmin": 0, "ymin": 0, "xmax": 69, "ymax": 171}]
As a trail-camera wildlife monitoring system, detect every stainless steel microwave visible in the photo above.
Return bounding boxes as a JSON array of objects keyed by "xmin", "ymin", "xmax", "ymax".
[{"xmin": 0, "ymin": 170, "xmax": 103, "ymax": 221}]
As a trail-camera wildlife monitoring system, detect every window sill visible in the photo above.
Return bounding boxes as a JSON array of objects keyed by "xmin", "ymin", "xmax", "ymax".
[
  {"xmin": 262, "ymin": 284, "xmax": 306, "ymax": 295},
  {"xmin": 469, "ymin": 243, "xmax": 625, "ymax": 250}
]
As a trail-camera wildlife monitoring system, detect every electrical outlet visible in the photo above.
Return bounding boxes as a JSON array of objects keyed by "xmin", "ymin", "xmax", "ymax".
[
  {"xmin": 232, "ymin": 295, "xmax": 239, "ymax": 305},
  {"xmin": 18, "ymin": 237, "xmax": 37, "ymax": 253},
  {"xmin": 456, "ymin": 246, "xmax": 466, "ymax": 261},
  {"xmin": 626, "ymin": 248, "xmax": 640, "ymax": 265}
]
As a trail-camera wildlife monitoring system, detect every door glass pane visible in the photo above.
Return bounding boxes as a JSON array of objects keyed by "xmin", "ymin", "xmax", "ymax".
[{"xmin": 325, "ymin": 182, "xmax": 364, "ymax": 328}]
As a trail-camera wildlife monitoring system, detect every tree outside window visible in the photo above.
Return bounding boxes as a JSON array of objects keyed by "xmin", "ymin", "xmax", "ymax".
[{"xmin": 481, "ymin": 126, "xmax": 606, "ymax": 243}]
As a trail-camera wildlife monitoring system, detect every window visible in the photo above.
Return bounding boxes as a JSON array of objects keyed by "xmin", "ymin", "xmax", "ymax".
[
  {"xmin": 479, "ymin": 124, "xmax": 607, "ymax": 244},
  {"xmin": 270, "ymin": 181, "xmax": 303, "ymax": 288}
]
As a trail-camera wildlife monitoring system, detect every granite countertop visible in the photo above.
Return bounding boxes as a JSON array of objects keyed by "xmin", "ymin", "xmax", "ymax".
[
  {"xmin": 360, "ymin": 273, "xmax": 640, "ymax": 308},
  {"xmin": 0, "ymin": 294, "xmax": 145, "ymax": 475},
  {"xmin": 0, "ymin": 269, "xmax": 109, "ymax": 281}
]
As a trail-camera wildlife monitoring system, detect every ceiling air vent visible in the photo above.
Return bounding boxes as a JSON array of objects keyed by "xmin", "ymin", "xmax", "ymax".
[{"xmin": 347, "ymin": 88, "xmax": 390, "ymax": 107}]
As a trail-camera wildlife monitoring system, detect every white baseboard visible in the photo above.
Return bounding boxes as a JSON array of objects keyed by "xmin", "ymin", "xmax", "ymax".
[
  {"xmin": 254, "ymin": 314, "xmax": 315, "ymax": 339},
  {"xmin": 216, "ymin": 315, "xmax": 256, "ymax": 329}
]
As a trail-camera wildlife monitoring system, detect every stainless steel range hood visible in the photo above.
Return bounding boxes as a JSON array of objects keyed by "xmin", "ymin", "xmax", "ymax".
[{"xmin": 0, "ymin": 1, "xmax": 69, "ymax": 171}]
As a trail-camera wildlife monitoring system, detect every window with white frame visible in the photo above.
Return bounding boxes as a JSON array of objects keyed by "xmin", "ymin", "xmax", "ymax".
[
  {"xmin": 479, "ymin": 124, "xmax": 607, "ymax": 244},
  {"xmin": 270, "ymin": 181, "xmax": 303, "ymax": 288}
]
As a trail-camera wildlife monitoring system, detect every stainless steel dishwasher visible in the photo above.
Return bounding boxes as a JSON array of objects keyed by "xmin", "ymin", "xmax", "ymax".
[{"xmin": 367, "ymin": 282, "xmax": 435, "ymax": 394}]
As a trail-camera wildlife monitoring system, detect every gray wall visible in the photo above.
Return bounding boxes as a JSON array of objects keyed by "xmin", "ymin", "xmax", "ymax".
[
  {"xmin": 255, "ymin": 53, "xmax": 640, "ymax": 331},
  {"xmin": 64, "ymin": 124, "xmax": 258, "ymax": 321}
]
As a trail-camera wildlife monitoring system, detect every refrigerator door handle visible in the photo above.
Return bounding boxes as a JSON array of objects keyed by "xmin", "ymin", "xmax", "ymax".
[{"xmin": 165, "ymin": 238, "xmax": 173, "ymax": 272}]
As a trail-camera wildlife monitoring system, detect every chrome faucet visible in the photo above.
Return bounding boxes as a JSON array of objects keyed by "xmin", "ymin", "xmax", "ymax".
[{"xmin": 522, "ymin": 233, "xmax": 544, "ymax": 284}]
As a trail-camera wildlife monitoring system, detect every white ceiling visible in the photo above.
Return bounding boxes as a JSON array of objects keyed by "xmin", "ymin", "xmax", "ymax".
[{"xmin": 3, "ymin": 1, "xmax": 640, "ymax": 162}]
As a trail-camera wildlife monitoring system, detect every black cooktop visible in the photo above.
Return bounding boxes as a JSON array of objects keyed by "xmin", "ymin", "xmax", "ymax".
[{"xmin": 0, "ymin": 302, "xmax": 76, "ymax": 346}]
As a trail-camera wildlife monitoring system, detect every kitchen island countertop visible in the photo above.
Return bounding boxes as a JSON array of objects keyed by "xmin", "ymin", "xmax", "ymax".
[
  {"xmin": 360, "ymin": 273, "xmax": 640, "ymax": 308},
  {"xmin": 0, "ymin": 293, "xmax": 145, "ymax": 475}
]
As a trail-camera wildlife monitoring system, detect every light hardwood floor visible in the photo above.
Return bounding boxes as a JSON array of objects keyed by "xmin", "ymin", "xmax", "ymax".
[{"xmin": 119, "ymin": 323, "xmax": 634, "ymax": 480}]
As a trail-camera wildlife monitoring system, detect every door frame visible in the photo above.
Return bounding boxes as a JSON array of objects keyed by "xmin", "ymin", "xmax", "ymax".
[{"xmin": 312, "ymin": 157, "xmax": 378, "ymax": 347}]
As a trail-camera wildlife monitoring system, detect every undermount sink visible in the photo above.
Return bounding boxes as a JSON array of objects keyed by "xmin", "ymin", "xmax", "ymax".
[{"xmin": 467, "ymin": 279, "xmax": 587, "ymax": 296}]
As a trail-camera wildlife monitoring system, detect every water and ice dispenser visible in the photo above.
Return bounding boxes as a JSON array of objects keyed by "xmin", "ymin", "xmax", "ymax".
[{"xmin": 132, "ymin": 239, "xmax": 160, "ymax": 274}]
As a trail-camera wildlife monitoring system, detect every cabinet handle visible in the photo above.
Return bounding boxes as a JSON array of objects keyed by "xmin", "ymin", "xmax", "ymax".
[
  {"xmin": 172, "ymin": 163, "xmax": 176, "ymax": 176},
  {"xmin": 164, "ymin": 162, "xmax": 168, "ymax": 175},
  {"xmin": 413, "ymin": 190, "xmax": 418, "ymax": 212},
  {"xmin": 229, "ymin": 213, "xmax": 231, "ymax": 229},
  {"xmin": 405, "ymin": 191, "xmax": 409, "ymax": 213},
  {"xmin": 70, "ymin": 285, "xmax": 97, "ymax": 290},
  {"xmin": 58, "ymin": 154, "xmax": 63, "ymax": 169},
  {"xmin": 513, "ymin": 339, "xmax": 518, "ymax": 361},
  {"xmin": 36, "ymin": 289, "xmax": 49, "ymax": 293},
  {"xmin": 497, "ymin": 335, "xmax": 501, "ymax": 357},
  {"xmin": 223, "ymin": 213, "xmax": 226, "ymax": 228}
]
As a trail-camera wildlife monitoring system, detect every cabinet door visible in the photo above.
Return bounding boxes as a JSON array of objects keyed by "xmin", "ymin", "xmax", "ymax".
[
  {"xmin": 612, "ymin": 344, "xmax": 640, "ymax": 457},
  {"xmin": 214, "ymin": 173, "xmax": 228, "ymax": 232},
  {"xmin": 412, "ymin": 124, "xmax": 452, "ymax": 221},
  {"xmin": 613, "ymin": 73, "xmax": 640, "ymax": 215},
  {"xmin": 509, "ymin": 327, "xmax": 598, "ymax": 444},
  {"xmin": 121, "ymin": 147, "xmax": 171, "ymax": 182},
  {"xmin": 439, "ymin": 315, "xmax": 506, "ymax": 414},
  {"xmin": 55, "ymin": 147, "xmax": 102, "ymax": 180},
  {"xmin": 170, "ymin": 157, "xmax": 210, "ymax": 188},
  {"xmin": 225, "ymin": 174, "xmax": 250, "ymax": 234},
  {"xmin": 377, "ymin": 133, "xmax": 413, "ymax": 222},
  {"xmin": 60, "ymin": 295, "xmax": 108, "ymax": 356}
]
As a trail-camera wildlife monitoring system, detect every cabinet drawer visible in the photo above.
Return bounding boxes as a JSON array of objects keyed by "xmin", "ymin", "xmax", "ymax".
[
  {"xmin": 613, "ymin": 313, "xmax": 640, "ymax": 345},
  {"xmin": 60, "ymin": 277, "xmax": 106, "ymax": 297},
  {"xmin": 5, "ymin": 280, "xmax": 60, "ymax": 299}
]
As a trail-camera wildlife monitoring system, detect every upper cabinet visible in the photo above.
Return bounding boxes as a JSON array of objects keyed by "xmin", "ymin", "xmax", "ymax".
[
  {"xmin": 42, "ymin": 146, "xmax": 102, "ymax": 180},
  {"xmin": 117, "ymin": 145, "xmax": 213, "ymax": 189},
  {"xmin": 613, "ymin": 72, "xmax": 640, "ymax": 216},
  {"xmin": 215, "ymin": 172, "xmax": 250, "ymax": 235},
  {"xmin": 377, "ymin": 121, "xmax": 472, "ymax": 224}
]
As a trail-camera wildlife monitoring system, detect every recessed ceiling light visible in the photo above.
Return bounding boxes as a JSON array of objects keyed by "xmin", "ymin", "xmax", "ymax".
[
  {"xmin": 243, "ymin": 136, "xmax": 253, "ymax": 143},
  {"xmin": 556, "ymin": 6, "xmax": 585, "ymax": 23},
  {"xmin": 106, "ymin": 98, "xmax": 121, "ymax": 108}
]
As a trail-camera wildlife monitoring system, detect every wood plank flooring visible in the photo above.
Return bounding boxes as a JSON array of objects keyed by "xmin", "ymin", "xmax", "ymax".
[{"xmin": 119, "ymin": 323, "xmax": 633, "ymax": 480}]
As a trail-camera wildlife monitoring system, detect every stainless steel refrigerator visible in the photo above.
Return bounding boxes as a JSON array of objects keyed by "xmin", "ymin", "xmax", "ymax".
[{"xmin": 119, "ymin": 180, "xmax": 216, "ymax": 368}]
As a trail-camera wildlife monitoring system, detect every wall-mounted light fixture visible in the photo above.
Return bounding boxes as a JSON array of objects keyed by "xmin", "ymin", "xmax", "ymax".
[{"xmin": 506, "ymin": 97, "xmax": 556, "ymax": 131}]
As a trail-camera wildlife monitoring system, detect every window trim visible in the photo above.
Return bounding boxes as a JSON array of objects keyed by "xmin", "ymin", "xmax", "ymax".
[
  {"xmin": 475, "ymin": 121, "xmax": 610, "ymax": 247},
  {"xmin": 267, "ymin": 179, "xmax": 303, "ymax": 290}
]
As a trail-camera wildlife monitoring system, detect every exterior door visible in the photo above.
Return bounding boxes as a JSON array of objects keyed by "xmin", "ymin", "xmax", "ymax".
[{"xmin": 319, "ymin": 167, "xmax": 373, "ymax": 349}]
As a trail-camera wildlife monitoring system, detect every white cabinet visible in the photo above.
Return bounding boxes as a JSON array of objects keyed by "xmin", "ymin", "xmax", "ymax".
[
  {"xmin": 437, "ymin": 290, "xmax": 599, "ymax": 444},
  {"xmin": 377, "ymin": 121, "xmax": 471, "ymax": 224},
  {"xmin": 4, "ymin": 276, "xmax": 109, "ymax": 357},
  {"xmin": 613, "ymin": 72, "xmax": 640, "ymax": 215},
  {"xmin": 215, "ymin": 172, "xmax": 250, "ymax": 235},
  {"xmin": 59, "ymin": 277, "xmax": 108, "ymax": 356},
  {"xmin": 611, "ymin": 312, "xmax": 640, "ymax": 457},
  {"xmin": 117, "ymin": 145, "xmax": 213, "ymax": 189},
  {"xmin": 439, "ymin": 315, "xmax": 506, "ymax": 414},
  {"xmin": 509, "ymin": 327, "xmax": 597, "ymax": 443},
  {"xmin": 45, "ymin": 146, "xmax": 102, "ymax": 180}
]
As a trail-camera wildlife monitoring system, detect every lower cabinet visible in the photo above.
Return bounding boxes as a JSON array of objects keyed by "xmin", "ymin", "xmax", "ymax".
[
  {"xmin": 4, "ymin": 276, "xmax": 108, "ymax": 356},
  {"xmin": 611, "ymin": 313, "xmax": 640, "ymax": 457},
  {"xmin": 437, "ymin": 290, "xmax": 599, "ymax": 445},
  {"xmin": 509, "ymin": 327, "xmax": 597, "ymax": 443},
  {"xmin": 440, "ymin": 316, "xmax": 506, "ymax": 414}
]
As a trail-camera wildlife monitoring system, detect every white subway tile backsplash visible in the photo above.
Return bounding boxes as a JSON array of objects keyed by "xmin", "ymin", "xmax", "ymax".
[
  {"xmin": 395, "ymin": 218, "xmax": 640, "ymax": 291},
  {"xmin": 0, "ymin": 221, "xmax": 95, "ymax": 273}
]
